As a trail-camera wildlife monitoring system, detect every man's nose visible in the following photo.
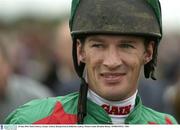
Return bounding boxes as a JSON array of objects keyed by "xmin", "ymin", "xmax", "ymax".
[{"xmin": 102, "ymin": 48, "xmax": 122, "ymax": 69}]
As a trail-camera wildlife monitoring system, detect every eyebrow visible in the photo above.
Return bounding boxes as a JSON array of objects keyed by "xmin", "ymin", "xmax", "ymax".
[{"xmin": 87, "ymin": 36, "xmax": 105, "ymax": 42}]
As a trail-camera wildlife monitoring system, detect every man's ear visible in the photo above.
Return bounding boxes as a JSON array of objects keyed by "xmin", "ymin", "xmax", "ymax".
[
  {"xmin": 77, "ymin": 39, "xmax": 85, "ymax": 64},
  {"xmin": 144, "ymin": 41, "xmax": 154, "ymax": 64}
]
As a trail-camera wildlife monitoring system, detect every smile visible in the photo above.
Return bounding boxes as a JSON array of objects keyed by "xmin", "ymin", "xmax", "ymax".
[{"xmin": 100, "ymin": 72, "xmax": 126, "ymax": 84}]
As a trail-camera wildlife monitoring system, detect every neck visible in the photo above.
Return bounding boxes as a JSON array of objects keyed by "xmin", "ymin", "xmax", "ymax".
[{"xmin": 87, "ymin": 89, "xmax": 137, "ymax": 124}]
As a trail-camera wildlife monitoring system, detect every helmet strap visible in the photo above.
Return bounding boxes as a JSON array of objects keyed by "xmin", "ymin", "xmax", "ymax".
[
  {"xmin": 72, "ymin": 37, "xmax": 88, "ymax": 124},
  {"xmin": 77, "ymin": 77, "xmax": 88, "ymax": 124}
]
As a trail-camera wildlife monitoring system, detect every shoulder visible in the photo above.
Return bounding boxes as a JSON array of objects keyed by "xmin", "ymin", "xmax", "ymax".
[
  {"xmin": 5, "ymin": 97, "xmax": 57, "ymax": 124},
  {"xmin": 141, "ymin": 105, "xmax": 178, "ymax": 124},
  {"xmin": 131, "ymin": 96, "xmax": 178, "ymax": 124},
  {"xmin": 5, "ymin": 92, "xmax": 79, "ymax": 124}
]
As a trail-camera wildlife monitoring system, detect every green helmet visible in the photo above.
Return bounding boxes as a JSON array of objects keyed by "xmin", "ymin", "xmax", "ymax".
[{"xmin": 69, "ymin": 0, "xmax": 162, "ymax": 78}]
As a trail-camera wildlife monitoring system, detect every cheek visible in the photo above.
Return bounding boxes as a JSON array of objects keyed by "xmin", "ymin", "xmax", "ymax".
[
  {"xmin": 86, "ymin": 56, "xmax": 101, "ymax": 77},
  {"xmin": 84, "ymin": 49, "xmax": 103, "ymax": 68},
  {"xmin": 84, "ymin": 51, "xmax": 103, "ymax": 83},
  {"xmin": 124, "ymin": 53, "xmax": 144, "ymax": 74}
]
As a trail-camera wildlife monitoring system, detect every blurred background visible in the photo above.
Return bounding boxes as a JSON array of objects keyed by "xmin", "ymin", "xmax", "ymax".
[{"xmin": 0, "ymin": 0, "xmax": 180, "ymax": 123}]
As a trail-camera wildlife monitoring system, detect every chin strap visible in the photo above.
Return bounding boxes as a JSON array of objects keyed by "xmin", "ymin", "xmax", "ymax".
[{"xmin": 77, "ymin": 77, "xmax": 88, "ymax": 124}]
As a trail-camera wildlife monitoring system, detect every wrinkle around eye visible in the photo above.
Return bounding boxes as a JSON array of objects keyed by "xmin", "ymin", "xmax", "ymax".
[{"xmin": 118, "ymin": 44, "xmax": 135, "ymax": 49}]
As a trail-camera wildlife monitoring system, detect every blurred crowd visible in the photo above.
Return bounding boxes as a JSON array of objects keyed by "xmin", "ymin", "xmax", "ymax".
[{"xmin": 0, "ymin": 17, "xmax": 180, "ymax": 123}]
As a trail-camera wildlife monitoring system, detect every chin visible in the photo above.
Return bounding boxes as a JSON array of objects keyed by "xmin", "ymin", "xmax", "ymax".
[{"xmin": 102, "ymin": 81, "xmax": 126, "ymax": 90}]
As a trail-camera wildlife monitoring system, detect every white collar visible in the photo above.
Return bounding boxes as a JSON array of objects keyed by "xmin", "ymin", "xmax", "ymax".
[{"xmin": 87, "ymin": 89, "xmax": 137, "ymax": 124}]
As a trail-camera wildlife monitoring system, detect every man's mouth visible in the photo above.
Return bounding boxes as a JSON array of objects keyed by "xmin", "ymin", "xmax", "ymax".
[{"xmin": 100, "ymin": 72, "xmax": 126, "ymax": 84}]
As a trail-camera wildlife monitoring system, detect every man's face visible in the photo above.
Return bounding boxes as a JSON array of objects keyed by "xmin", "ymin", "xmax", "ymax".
[{"xmin": 77, "ymin": 35, "xmax": 153, "ymax": 101}]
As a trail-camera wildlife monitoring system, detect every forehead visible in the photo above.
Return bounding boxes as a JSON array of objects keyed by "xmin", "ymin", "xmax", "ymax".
[{"xmin": 85, "ymin": 35, "xmax": 145, "ymax": 43}]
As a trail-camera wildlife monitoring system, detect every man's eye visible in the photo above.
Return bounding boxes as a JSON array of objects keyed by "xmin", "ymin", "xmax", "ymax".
[
  {"xmin": 120, "ymin": 44, "xmax": 134, "ymax": 49},
  {"xmin": 92, "ymin": 44, "xmax": 103, "ymax": 48}
]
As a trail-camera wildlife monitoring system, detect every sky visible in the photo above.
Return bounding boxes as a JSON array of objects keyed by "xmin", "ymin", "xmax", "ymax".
[{"xmin": 0, "ymin": 0, "xmax": 180, "ymax": 31}]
